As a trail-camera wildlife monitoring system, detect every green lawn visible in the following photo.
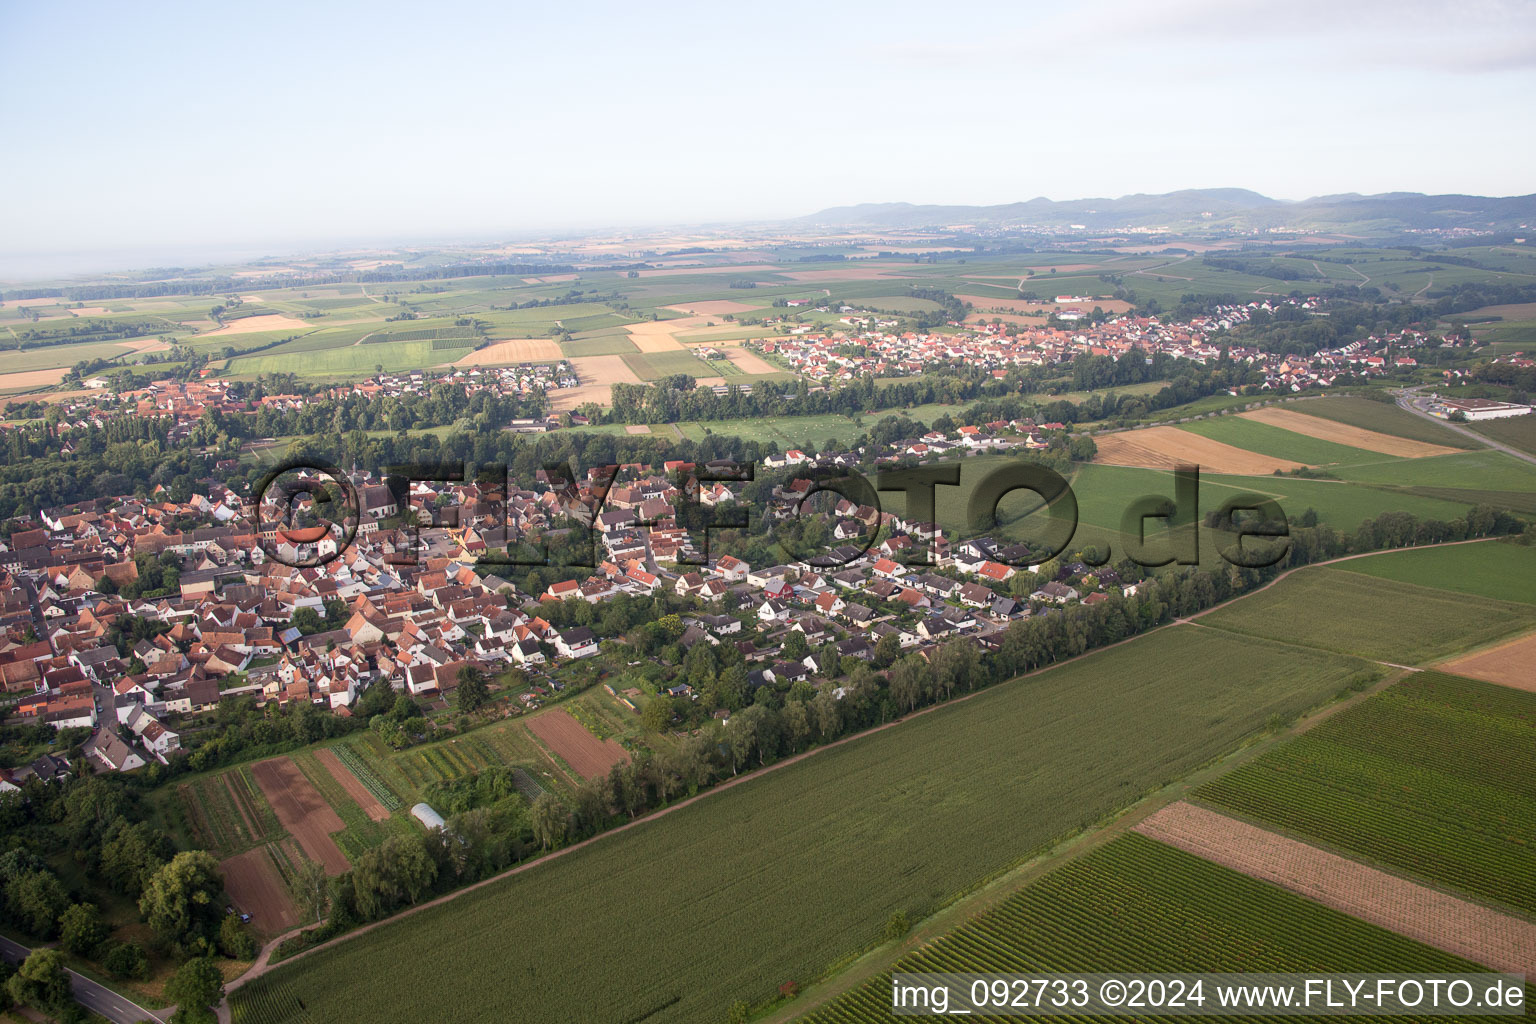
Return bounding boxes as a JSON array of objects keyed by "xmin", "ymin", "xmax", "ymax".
[
  {"xmin": 1198, "ymin": 671, "xmax": 1536, "ymax": 914},
  {"xmin": 232, "ymin": 627, "xmax": 1371, "ymax": 1024},
  {"xmin": 1330, "ymin": 540, "xmax": 1536, "ymax": 605},
  {"xmin": 1196, "ymin": 566, "xmax": 1536, "ymax": 665}
]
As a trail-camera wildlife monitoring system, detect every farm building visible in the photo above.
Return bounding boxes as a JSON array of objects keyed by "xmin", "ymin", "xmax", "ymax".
[
  {"xmin": 411, "ymin": 802, "xmax": 446, "ymax": 831},
  {"xmin": 1431, "ymin": 396, "xmax": 1533, "ymax": 421}
]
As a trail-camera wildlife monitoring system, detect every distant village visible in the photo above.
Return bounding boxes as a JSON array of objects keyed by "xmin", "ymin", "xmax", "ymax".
[{"xmin": 758, "ymin": 296, "xmax": 1442, "ymax": 393}]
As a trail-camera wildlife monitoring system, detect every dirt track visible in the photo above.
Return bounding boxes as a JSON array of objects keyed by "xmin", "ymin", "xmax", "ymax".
[
  {"xmin": 314, "ymin": 748, "xmax": 391, "ymax": 822},
  {"xmin": 1136, "ymin": 802, "xmax": 1536, "ymax": 976},
  {"xmin": 250, "ymin": 758, "xmax": 350, "ymax": 875},
  {"xmin": 525, "ymin": 709, "xmax": 630, "ymax": 779},
  {"xmin": 1094, "ymin": 426, "xmax": 1305, "ymax": 475}
]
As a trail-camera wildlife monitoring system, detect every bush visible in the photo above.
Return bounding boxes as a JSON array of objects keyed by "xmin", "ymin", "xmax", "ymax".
[
  {"xmin": 102, "ymin": 941, "xmax": 151, "ymax": 981},
  {"xmin": 218, "ymin": 915, "xmax": 258, "ymax": 960}
]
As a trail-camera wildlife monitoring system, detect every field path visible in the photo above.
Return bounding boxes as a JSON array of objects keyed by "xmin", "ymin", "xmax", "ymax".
[
  {"xmin": 220, "ymin": 537, "xmax": 1505, "ymax": 1011},
  {"xmin": 1136, "ymin": 802, "xmax": 1536, "ymax": 975}
]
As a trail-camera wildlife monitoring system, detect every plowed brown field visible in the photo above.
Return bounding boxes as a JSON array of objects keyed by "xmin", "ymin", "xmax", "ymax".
[
  {"xmin": 1094, "ymin": 427, "xmax": 1305, "ymax": 474},
  {"xmin": 251, "ymin": 758, "xmax": 349, "ymax": 875},
  {"xmin": 1440, "ymin": 630, "xmax": 1536, "ymax": 693},
  {"xmin": 525, "ymin": 709, "xmax": 630, "ymax": 780}
]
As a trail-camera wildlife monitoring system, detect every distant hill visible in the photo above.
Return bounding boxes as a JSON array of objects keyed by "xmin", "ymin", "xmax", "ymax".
[{"xmin": 795, "ymin": 189, "xmax": 1536, "ymax": 235}]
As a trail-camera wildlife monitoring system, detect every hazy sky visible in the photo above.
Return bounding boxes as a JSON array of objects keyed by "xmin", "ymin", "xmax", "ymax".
[{"xmin": 2, "ymin": 0, "xmax": 1533, "ymax": 275}]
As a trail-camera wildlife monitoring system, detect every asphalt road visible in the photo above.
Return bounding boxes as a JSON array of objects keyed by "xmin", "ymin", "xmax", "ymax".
[
  {"xmin": 0, "ymin": 935, "xmax": 169, "ymax": 1024},
  {"xmin": 1392, "ymin": 387, "xmax": 1536, "ymax": 468}
]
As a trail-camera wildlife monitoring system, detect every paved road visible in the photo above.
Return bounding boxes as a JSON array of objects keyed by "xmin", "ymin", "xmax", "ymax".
[
  {"xmin": 1392, "ymin": 387, "xmax": 1536, "ymax": 468},
  {"xmin": 0, "ymin": 935, "xmax": 170, "ymax": 1024}
]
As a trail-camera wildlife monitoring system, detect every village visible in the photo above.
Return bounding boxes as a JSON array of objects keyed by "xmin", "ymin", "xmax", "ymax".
[
  {"xmin": 757, "ymin": 295, "xmax": 1439, "ymax": 393},
  {"xmin": 0, "ymin": 413, "xmax": 1153, "ymax": 784}
]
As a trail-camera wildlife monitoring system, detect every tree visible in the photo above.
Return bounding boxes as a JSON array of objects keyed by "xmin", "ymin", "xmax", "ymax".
[
  {"xmin": 456, "ymin": 666, "xmax": 489, "ymax": 714},
  {"xmin": 218, "ymin": 914, "xmax": 258, "ymax": 960},
  {"xmin": 59, "ymin": 902, "xmax": 107, "ymax": 957},
  {"xmin": 102, "ymin": 941, "xmax": 150, "ymax": 981},
  {"xmin": 531, "ymin": 792, "xmax": 568, "ymax": 850},
  {"xmin": 3, "ymin": 868, "xmax": 70, "ymax": 938},
  {"xmin": 288, "ymin": 858, "xmax": 329, "ymax": 923},
  {"xmin": 165, "ymin": 957, "xmax": 224, "ymax": 1024},
  {"xmin": 138, "ymin": 850, "xmax": 223, "ymax": 953},
  {"xmin": 873, "ymin": 632, "xmax": 901, "ymax": 669},
  {"xmin": 6, "ymin": 949, "xmax": 71, "ymax": 1017},
  {"xmin": 641, "ymin": 696, "xmax": 674, "ymax": 733}
]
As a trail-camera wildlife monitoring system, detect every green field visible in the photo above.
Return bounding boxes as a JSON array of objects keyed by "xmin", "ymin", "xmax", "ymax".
[
  {"xmin": 1329, "ymin": 540, "xmax": 1536, "ymax": 604},
  {"xmin": 621, "ymin": 350, "xmax": 716, "ymax": 380},
  {"xmin": 0, "ymin": 339, "xmax": 148, "ymax": 374},
  {"xmin": 1331, "ymin": 449, "xmax": 1536, "ymax": 491},
  {"xmin": 1179, "ymin": 415, "xmax": 1383, "ymax": 466},
  {"xmin": 1198, "ymin": 672, "xmax": 1536, "ymax": 914},
  {"xmin": 800, "ymin": 834, "xmax": 1498, "ymax": 1024},
  {"xmin": 1196, "ymin": 566, "xmax": 1536, "ymax": 665},
  {"xmin": 233, "ymin": 339, "xmax": 472, "ymax": 376},
  {"xmin": 1289, "ymin": 395, "xmax": 1477, "ymax": 448},
  {"xmin": 1466, "ymin": 412, "xmax": 1536, "ymax": 458},
  {"xmin": 558, "ymin": 333, "xmax": 639, "ymax": 357},
  {"xmin": 230, "ymin": 627, "xmax": 1371, "ymax": 1024}
]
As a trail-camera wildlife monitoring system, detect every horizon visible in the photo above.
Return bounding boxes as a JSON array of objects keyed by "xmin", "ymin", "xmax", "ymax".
[
  {"xmin": 3, "ymin": 0, "xmax": 1535, "ymax": 279},
  {"xmin": 2, "ymin": 183, "xmax": 1534, "ymax": 284}
]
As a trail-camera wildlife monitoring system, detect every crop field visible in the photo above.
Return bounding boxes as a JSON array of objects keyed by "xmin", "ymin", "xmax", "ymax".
[
  {"xmin": 1093, "ymin": 426, "xmax": 1304, "ymax": 474},
  {"xmin": 289, "ymin": 751, "xmax": 416, "ymax": 862},
  {"xmin": 1466, "ymin": 412, "xmax": 1536, "ymax": 458},
  {"xmin": 392, "ymin": 733, "xmax": 509, "ymax": 790},
  {"xmin": 251, "ymin": 757, "xmax": 350, "ymax": 875},
  {"xmin": 798, "ymin": 834, "xmax": 1499, "ymax": 1024},
  {"xmin": 1196, "ymin": 671, "xmax": 1536, "ymax": 915},
  {"xmin": 1178, "ymin": 416, "xmax": 1383, "ymax": 466},
  {"xmin": 1289, "ymin": 396, "xmax": 1477, "ymax": 448},
  {"xmin": 1237, "ymin": 406, "xmax": 1461, "ymax": 458},
  {"xmin": 1332, "ymin": 449, "xmax": 1536, "ymax": 491},
  {"xmin": 230, "ymin": 627, "xmax": 1372, "ymax": 1024},
  {"xmin": 233, "ymin": 339, "xmax": 472, "ymax": 376},
  {"xmin": 1196, "ymin": 567, "xmax": 1536, "ymax": 665},
  {"xmin": 621, "ymin": 349, "xmax": 715, "ymax": 380},
  {"xmin": 1441, "ymin": 631, "xmax": 1536, "ymax": 692},
  {"xmin": 1331, "ymin": 540, "xmax": 1536, "ymax": 605},
  {"xmin": 177, "ymin": 767, "xmax": 281, "ymax": 856},
  {"xmin": 559, "ymin": 332, "xmax": 639, "ymax": 357},
  {"xmin": 525, "ymin": 709, "xmax": 630, "ymax": 780},
  {"xmin": 1135, "ymin": 802, "xmax": 1536, "ymax": 977}
]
